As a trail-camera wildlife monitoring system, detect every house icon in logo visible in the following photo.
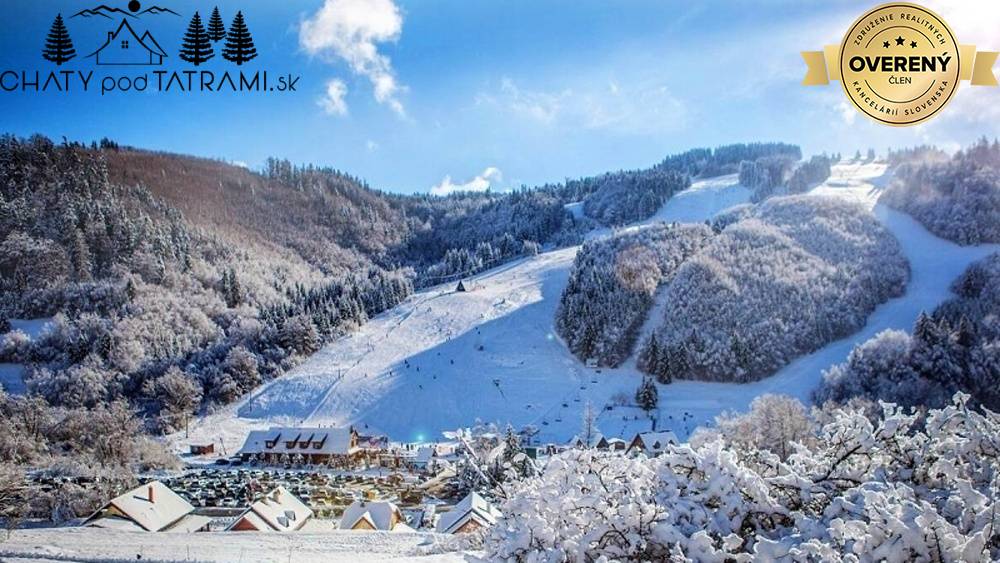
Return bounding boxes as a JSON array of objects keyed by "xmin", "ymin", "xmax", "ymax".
[{"xmin": 87, "ymin": 19, "xmax": 166, "ymax": 65}]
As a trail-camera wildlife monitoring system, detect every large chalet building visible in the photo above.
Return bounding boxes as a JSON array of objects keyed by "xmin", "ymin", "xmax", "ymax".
[{"xmin": 237, "ymin": 427, "xmax": 361, "ymax": 465}]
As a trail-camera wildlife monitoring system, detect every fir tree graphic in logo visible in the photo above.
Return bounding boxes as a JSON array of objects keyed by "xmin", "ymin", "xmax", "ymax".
[
  {"xmin": 222, "ymin": 11, "xmax": 257, "ymax": 66},
  {"xmin": 179, "ymin": 11, "xmax": 214, "ymax": 65},
  {"xmin": 207, "ymin": 7, "xmax": 226, "ymax": 43},
  {"xmin": 42, "ymin": 14, "xmax": 77, "ymax": 65}
]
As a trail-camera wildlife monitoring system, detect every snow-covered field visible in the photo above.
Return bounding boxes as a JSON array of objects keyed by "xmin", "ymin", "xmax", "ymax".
[
  {"xmin": 179, "ymin": 162, "xmax": 999, "ymax": 451},
  {"xmin": 0, "ymin": 528, "xmax": 473, "ymax": 562}
]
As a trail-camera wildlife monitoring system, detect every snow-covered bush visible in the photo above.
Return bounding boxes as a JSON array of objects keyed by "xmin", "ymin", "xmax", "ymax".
[
  {"xmin": 816, "ymin": 251, "xmax": 1000, "ymax": 410},
  {"xmin": 641, "ymin": 195, "xmax": 908, "ymax": 383},
  {"xmin": 486, "ymin": 394, "xmax": 1000, "ymax": 562},
  {"xmin": 556, "ymin": 223, "xmax": 713, "ymax": 366},
  {"xmin": 881, "ymin": 138, "xmax": 1000, "ymax": 245}
]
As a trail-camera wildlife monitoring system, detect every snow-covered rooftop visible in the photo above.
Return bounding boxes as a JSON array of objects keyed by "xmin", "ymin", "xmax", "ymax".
[
  {"xmin": 340, "ymin": 500, "xmax": 404, "ymax": 531},
  {"xmin": 435, "ymin": 492, "xmax": 501, "ymax": 534},
  {"xmin": 85, "ymin": 481, "xmax": 195, "ymax": 532},
  {"xmin": 629, "ymin": 431, "xmax": 678, "ymax": 453},
  {"xmin": 237, "ymin": 427, "xmax": 357, "ymax": 457},
  {"xmin": 227, "ymin": 486, "xmax": 313, "ymax": 532}
]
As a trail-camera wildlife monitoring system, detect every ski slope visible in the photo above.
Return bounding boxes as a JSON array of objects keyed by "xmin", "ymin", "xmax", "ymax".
[{"xmin": 181, "ymin": 163, "xmax": 998, "ymax": 451}]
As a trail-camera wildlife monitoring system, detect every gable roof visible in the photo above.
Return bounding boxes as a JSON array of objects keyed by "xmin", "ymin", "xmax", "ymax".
[
  {"xmin": 629, "ymin": 431, "xmax": 679, "ymax": 453},
  {"xmin": 140, "ymin": 30, "xmax": 167, "ymax": 57},
  {"xmin": 227, "ymin": 486, "xmax": 313, "ymax": 532},
  {"xmin": 86, "ymin": 19, "xmax": 162, "ymax": 58},
  {"xmin": 569, "ymin": 432, "xmax": 605, "ymax": 448},
  {"xmin": 339, "ymin": 500, "xmax": 400, "ymax": 531},
  {"xmin": 85, "ymin": 481, "xmax": 194, "ymax": 532},
  {"xmin": 435, "ymin": 492, "xmax": 501, "ymax": 534},
  {"xmin": 238, "ymin": 427, "xmax": 357, "ymax": 457}
]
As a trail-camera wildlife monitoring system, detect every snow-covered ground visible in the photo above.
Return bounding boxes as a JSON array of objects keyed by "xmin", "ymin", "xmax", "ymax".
[
  {"xmin": 0, "ymin": 528, "xmax": 473, "ymax": 562},
  {"xmin": 179, "ymin": 163, "xmax": 998, "ymax": 451}
]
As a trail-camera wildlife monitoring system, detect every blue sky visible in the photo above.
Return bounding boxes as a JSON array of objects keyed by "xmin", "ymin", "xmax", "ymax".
[{"xmin": 1, "ymin": 0, "xmax": 998, "ymax": 194}]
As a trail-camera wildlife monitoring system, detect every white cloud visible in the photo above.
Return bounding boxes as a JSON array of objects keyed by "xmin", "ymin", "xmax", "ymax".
[
  {"xmin": 300, "ymin": 0, "xmax": 406, "ymax": 117},
  {"xmin": 430, "ymin": 167, "xmax": 503, "ymax": 196},
  {"xmin": 319, "ymin": 79, "xmax": 349, "ymax": 116},
  {"xmin": 366, "ymin": 139, "xmax": 379, "ymax": 151},
  {"xmin": 837, "ymin": 100, "xmax": 857, "ymax": 125},
  {"xmin": 477, "ymin": 77, "xmax": 687, "ymax": 134}
]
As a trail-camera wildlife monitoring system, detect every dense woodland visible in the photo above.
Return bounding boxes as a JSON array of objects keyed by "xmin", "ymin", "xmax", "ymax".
[
  {"xmin": 639, "ymin": 196, "xmax": 909, "ymax": 383},
  {"xmin": 815, "ymin": 251, "xmax": 1000, "ymax": 411},
  {"xmin": 555, "ymin": 223, "xmax": 713, "ymax": 366},
  {"xmin": 881, "ymin": 138, "xmax": 1000, "ymax": 244}
]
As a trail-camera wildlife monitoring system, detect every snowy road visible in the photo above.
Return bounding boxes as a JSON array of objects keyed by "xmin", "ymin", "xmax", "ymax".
[{"xmin": 180, "ymin": 162, "xmax": 998, "ymax": 450}]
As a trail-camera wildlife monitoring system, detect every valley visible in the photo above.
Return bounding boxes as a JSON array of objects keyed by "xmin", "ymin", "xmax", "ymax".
[{"xmin": 178, "ymin": 161, "xmax": 998, "ymax": 452}]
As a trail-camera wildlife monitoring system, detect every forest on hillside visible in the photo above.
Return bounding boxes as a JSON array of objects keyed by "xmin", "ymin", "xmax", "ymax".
[
  {"xmin": 815, "ymin": 251, "xmax": 1000, "ymax": 411},
  {"xmin": 0, "ymin": 136, "xmax": 817, "ymax": 432},
  {"xmin": 881, "ymin": 138, "xmax": 1000, "ymax": 245},
  {"xmin": 555, "ymin": 223, "xmax": 713, "ymax": 366},
  {"xmin": 639, "ymin": 196, "xmax": 909, "ymax": 383}
]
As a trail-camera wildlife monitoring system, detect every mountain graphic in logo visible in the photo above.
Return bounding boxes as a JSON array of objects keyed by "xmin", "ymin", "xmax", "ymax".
[
  {"xmin": 72, "ymin": 5, "xmax": 137, "ymax": 19},
  {"xmin": 71, "ymin": 3, "xmax": 179, "ymax": 19}
]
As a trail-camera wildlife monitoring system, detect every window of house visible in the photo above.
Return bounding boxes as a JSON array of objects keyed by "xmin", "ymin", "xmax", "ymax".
[{"xmin": 121, "ymin": 40, "xmax": 129, "ymax": 49}]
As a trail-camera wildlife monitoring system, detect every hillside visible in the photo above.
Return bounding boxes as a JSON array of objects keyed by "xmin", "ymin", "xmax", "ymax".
[
  {"xmin": 638, "ymin": 194, "xmax": 909, "ymax": 383},
  {"xmin": 178, "ymin": 161, "xmax": 1000, "ymax": 450}
]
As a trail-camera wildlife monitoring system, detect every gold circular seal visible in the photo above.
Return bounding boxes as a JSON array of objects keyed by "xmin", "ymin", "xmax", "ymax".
[{"xmin": 839, "ymin": 2, "xmax": 960, "ymax": 126}]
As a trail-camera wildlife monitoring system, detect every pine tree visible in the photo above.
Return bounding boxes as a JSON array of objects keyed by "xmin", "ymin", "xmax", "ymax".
[
  {"xmin": 635, "ymin": 376, "xmax": 658, "ymax": 414},
  {"xmin": 222, "ymin": 11, "xmax": 257, "ymax": 66},
  {"xmin": 179, "ymin": 12, "xmax": 214, "ymax": 66},
  {"xmin": 42, "ymin": 14, "xmax": 76, "ymax": 66},
  {"xmin": 207, "ymin": 6, "xmax": 226, "ymax": 42}
]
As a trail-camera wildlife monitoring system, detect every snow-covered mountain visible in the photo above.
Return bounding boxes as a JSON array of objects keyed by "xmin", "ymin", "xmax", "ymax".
[{"xmin": 180, "ymin": 162, "xmax": 1000, "ymax": 451}]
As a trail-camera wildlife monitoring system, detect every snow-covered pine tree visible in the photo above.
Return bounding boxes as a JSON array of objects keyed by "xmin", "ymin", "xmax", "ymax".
[{"xmin": 634, "ymin": 376, "xmax": 658, "ymax": 415}]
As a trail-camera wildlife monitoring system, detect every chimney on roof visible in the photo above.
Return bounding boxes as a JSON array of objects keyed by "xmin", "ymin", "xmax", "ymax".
[
  {"xmin": 108, "ymin": 31, "xmax": 114, "ymax": 41},
  {"xmin": 147, "ymin": 484, "xmax": 155, "ymax": 503}
]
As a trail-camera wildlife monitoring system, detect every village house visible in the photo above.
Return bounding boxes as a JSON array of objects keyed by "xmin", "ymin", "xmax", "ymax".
[
  {"xmin": 87, "ymin": 19, "xmax": 167, "ymax": 65},
  {"xmin": 83, "ymin": 481, "xmax": 209, "ymax": 533},
  {"xmin": 339, "ymin": 500, "xmax": 413, "ymax": 532},
  {"xmin": 625, "ymin": 431, "xmax": 679, "ymax": 457},
  {"xmin": 602, "ymin": 437, "xmax": 627, "ymax": 452},
  {"xmin": 226, "ymin": 486, "xmax": 313, "ymax": 532},
  {"xmin": 237, "ymin": 426, "xmax": 361, "ymax": 465},
  {"xmin": 434, "ymin": 491, "xmax": 502, "ymax": 534},
  {"xmin": 569, "ymin": 433, "xmax": 606, "ymax": 449}
]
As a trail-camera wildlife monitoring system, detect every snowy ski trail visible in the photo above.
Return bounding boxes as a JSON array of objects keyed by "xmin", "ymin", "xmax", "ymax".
[{"xmin": 179, "ymin": 162, "xmax": 997, "ymax": 450}]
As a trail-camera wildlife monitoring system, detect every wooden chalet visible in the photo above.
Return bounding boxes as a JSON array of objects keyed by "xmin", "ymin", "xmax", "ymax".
[
  {"xmin": 625, "ymin": 431, "xmax": 679, "ymax": 457},
  {"xmin": 83, "ymin": 481, "xmax": 209, "ymax": 533},
  {"xmin": 237, "ymin": 426, "xmax": 361, "ymax": 465},
  {"xmin": 226, "ymin": 486, "xmax": 313, "ymax": 532},
  {"xmin": 435, "ymin": 492, "xmax": 501, "ymax": 534}
]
